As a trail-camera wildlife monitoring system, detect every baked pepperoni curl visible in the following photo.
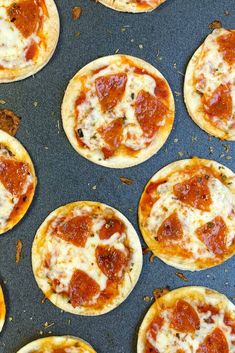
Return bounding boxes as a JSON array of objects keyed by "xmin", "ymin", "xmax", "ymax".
[
  {"xmin": 16, "ymin": 336, "xmax": 97, "ymax": 353},
  {"xmin": 0, "ymin": 0, "xmax": 59, "ymax": 83},
  {"xmin": 62, "ymin": 55, "xmax": 175, "ymax": 168},
  {"xmin": 137, "ymin": 287, "xmax": 235, "ymax": 353},
  {"xmin": 138, "ymin": 157, "xmax": 235, "ymax": 271},
  {"xmin": 32, "ymin": 201, "xmax": 142, "ymax": 315},
  {"xmin": 0, "ymin": 130, "xmax": 37, "ymax": 235},
  {"xmin": 184, "ymin": 28, "xmax": 235, "ymax": 140}
]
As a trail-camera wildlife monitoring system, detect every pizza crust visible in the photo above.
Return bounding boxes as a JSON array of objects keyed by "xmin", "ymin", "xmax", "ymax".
[
  {"xmin": 138, "ymin": 158, "xmax": 235, "ymax": 271},
  {"xmin": 0, "ymin": 0, "xmax": 60, "ymax": 83},
  {"xmin": 137, "ymin": 286, "xmax": 235, "ymax": 353},
  {"xmin": 62, "ymin": 54, "xmax": 175, "ymax": 169},
  {"xmin": 184, "ymin": 30, "xmax": 235, "ymax": 141},
  {"xmin": 0, "ymin": 129, "xmax": 37, "ymax": 235},
  {"xmin": 32, "ymin": 201, "xmax": 143, "ymax": 316},
  {"xmin": 97, "ymin": 0, "xmax": 166, "ymax": 13},
  {"xmin": 0, "ymin": 286, "xmax": 6, "ymax": 332},
  {"xmin": 16, "ymin": 336, "xmax": 97, "ymax": 353}
]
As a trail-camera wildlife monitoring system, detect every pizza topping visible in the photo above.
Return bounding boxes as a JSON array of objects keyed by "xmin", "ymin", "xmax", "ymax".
[
  {"xmin": 7, "ymin": 0, "xmax": 41, "ymax": 38},
  {"xmin": 0, "ymin": 109, "xmax": 21, "ymax": 136},
  {"xmin": 96, "ymin": 245, "xmax": 128, "ymax": 281},
  {"xmin": 224, "ymin": 313, "xmax": 235, "ymax": 334},
  {"xmin": 198, "ymin": 304, "xmax": 219, "ymax": 323},
  {"xmin": 196, "ymin": 216, "xmax": 227, "ymax": 255},
  {"xmin": 53, "ymin": 215, "xmax": 92, "ymax": 247},
  {"xmin": 147, "ymin": 316, "xmax": 164, "ymax": 342},
  {"xmin": 156, "ymin": 212, "xmax": 183, "ymax": 242},
  {"xmin": 135, "ymin": 90, "xmax": 168, "ymax": 138},
  {"xmin": 25, "ymin": 40, "xmax": 38, "ymax": 61},
  {"xmin": 173, "ymin": 175, "xmax": 212, "ymax": 211},
  {"xmin": 98, "ymin": 118, "xmax": 123, "ymax": 158},
  {"xmin": 170, "ymin": 300, "xmax": 200, "ymax": 333},
  {"xmin": 0, "ymin": 158, "xmax": 30, "ymax": 196},
  {"xmin": 217, "ymin": 30, "xmax": 235, "ymax": 65},
  {"xmin": 99, "ymin": 217, "xmax": 125, "ymax": 239},
  {"xmin": 95, "ymin": 73, "xmax": 127, "ymax": 112},
  {"xmin": 69, "ymin": 269, "xmax": 100, "ymax": 307},
  {"xmin": 202, "ymin": 84, "xmax": 232, "ymax": 121},
  {"xmin": 144, "ymin": 342, "xmax": 159, "ymax": 353},
  {"xmin": 196, "ymin": 327, "xmax": 229, "ymax": 353}
]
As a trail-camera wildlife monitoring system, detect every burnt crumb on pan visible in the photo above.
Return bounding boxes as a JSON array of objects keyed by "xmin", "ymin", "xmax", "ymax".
[
  {"xmin": 71, "ymin": 6, "xmax": 82, "ymax": 20},
  {"xmin": 209, "ymin": 20, "xmax": 222, "ymax": 30},
  {"xmin": 175, "ymin": 272, "xmax": 189, "ymax": 282},
  {"xmin": 41, "ymin": 295, "xmax": 47, "ymax": 304},
  {"xmin": 119, "ymin": 176, "xmax": 134, "ymax": 185},
  {"xmin": 15, "ymin": 239, "xmax": 23, "ymax": 263},
  {"xmin": 0, "ymin": 109, "xmax": 21, "ymax": 136},
  {"xmin": 224, "ymin": 10, "xmax": 229, "ymax": 16},
  {"xmin": 153, "ymin": 287, "xmax": 170, "ymax": 300}
]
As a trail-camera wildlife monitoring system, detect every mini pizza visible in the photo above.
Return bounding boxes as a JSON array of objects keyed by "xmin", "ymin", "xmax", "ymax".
[
  {"xmin": 32, "ymin": 201, "xmax": 142, "ymax": 315},
  {"xmin": 16, "ymin": 336, "xmax": 97, "ymax": 353},
  {"xmin": 0, "ymin": 130, "xmax": 36, "ymax": 234},
  {"xmin": 0, "ymin": 0, "xmax": 60, "ymax": 83},
  {"xmin": 139, "ymin": 157, "xmax": 235, "ymax": 271},
  {"xmin": 0, "ymin": 286, "xmax": 6, "ymax": 332},
  {"xmin": 97, "ymin": 0, "xmax": 166, "ymax": 13},
  {"xmin": 62, "ymin": 55, "xmax": 174, "ymax": 168},
  {"xmin": 137, "ymin": 286, "xmax": 235, "ymax": 353},
  {"xmin": 184, "ymin": 29, "xmax": 235, "ymax": 140}
]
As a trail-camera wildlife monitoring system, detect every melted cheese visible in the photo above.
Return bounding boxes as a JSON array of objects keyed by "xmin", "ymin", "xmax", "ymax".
[
  {"xmin": 146, "ymin": 168, "xmax": 235, "ymax": 260},
  {"xmin": 0, "ymin": 1, "xmax": 41, "ymax": 69},
  {"xmin": 38, "ymin": 205, "xmax": 131, "ymax": 305},
  {"xmin": 76, "ymin": 60, "xmax": 166, "ymax": 154},
  {"xmin": 147, "ymin": 296, "xmax": 235, "ymax": 353},
  {"xmin": 194, "ymin": 29, "xmax": 235, "ymax": 131}
]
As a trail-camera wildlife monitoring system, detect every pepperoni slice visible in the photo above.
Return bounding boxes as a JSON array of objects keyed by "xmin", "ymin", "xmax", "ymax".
[
  {"xmin": 95, "ymin": 73, "xmax": 127, "ymax": 112},
  {"xmin": 217, "ymin": 30, "xmax": 235, "ymax": 65},
  {"xmin": 202, "ymin": 84, "xmax": 232, "ymax": 121},
  {"xmin": 135, "ymin": 90, "xmax": 168, "ymax": 138},
  {"xmin": 156, "ymin": 212, "xmax": 183, "ymax": 242},
  {"xmin": 196, "ymin": 328, "xmax": 229, "ymax": 353},
  {"xmin": 69, "ymin": 269, "xmax": 100, "ymax": 307},
  {"xmin": 99, "ymin": 217, "xmax": 125, "ymax": 239},
  {"xmin": 196, "ymin": 216, "xmax": 227, "ymax": 255},
  {"xmin": 25, "ymin": 41, "xmax": 38, "ymax": 61},
  {"xmin": 198, "ymin": 304, "xmax": 219, "ymax": 323},
  {"xmin": 0, "ymin": 158, "xmax": 30, "ymax": 196},
  {"xmin": 144, "ymin": 316, "xmax": 164, "ymax": 353},
  {"xmin": 173, "ymin": 175, "xmax": 212, "ymax": 211},
  {"xmin": 7, "ymin": 0, "xmax": 41, "ymax": 38},
  {"xmin": 54, "ymin": 215, "xmax": 92, "ymax": 247},
  {"xmin": 224, "ymin": 313, "xmax": 235, "ymax": 334},
  {"xmin": 99, "ymin": 118, "xmax": 123, "ymax": 159},
  {"xmin": 96, "ymin": 245, "xmax": 128, "ymax": 281},
  {"xmin": 170, "ymin": 300, "xmax": 200, "ymax": 333}
]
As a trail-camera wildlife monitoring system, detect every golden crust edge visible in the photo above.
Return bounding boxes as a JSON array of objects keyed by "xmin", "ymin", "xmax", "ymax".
[{"xmin": 97, "ymin": 0, "xmax": 165, "ymax": 13}]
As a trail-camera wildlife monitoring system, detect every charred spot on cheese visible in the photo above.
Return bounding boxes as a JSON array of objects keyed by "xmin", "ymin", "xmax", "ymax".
[
  {"xmin": 173, "ymin": 174, "xmax": 212, "ymax": 211},
  {"xmin": 217, "ymin": 30, "xmax": 235, "ymax": 65},
  {"xmin": 202, "ymin": 84, "xmax": 232, "ymax": 121},
  {"xmin": 156, "ymin": 212, "xmax": 183, "ymax": 242},
  {"xmin": 53, "ymin": 215, "xmax": 92, "ymax": 247},
  {"xmin": 7, "ymin": 0, "xmax": 41, "ymax": 38},
  {"xmin": 0, "ymin": 158, "xmax": 30, "ymax": 196},
  {"xmin": 135, "ymin": 90, "xmax": 168, "ymax": 138},
  {"xmin": 69, "ymin": 269, "xmax": 100, "ymax": 307},
  {"xmin": 196, "ymin": 327, "xmax": 229, "ymax": 353},
  {"xmin": 98, "ymin": 118, "xmax": 123, "ymax": 159},
  {"xmin": 170, "ymin": 300, "xmax": 200, "ymax": 333},
  {"xmin": 99, "ymin": 217, "xmax": 125, "ymax": 239},
  {"xmin": 0, "ymin": 109, "xmax": 21, "ymax": 136},
  {"xmin": 95, "ymin": 245, "xmax": 128, "ymax": 281},
  {"xmin": 95, "ymin": 73, "xmax": 127, "ymax": 112},
  {"xmin": 196, "ymin": 216, "xmax": 227, "ymax": 255}
]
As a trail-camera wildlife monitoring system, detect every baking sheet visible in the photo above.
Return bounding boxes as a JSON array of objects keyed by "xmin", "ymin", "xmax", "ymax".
[{"xmin": 0, "ymin": 0, "xmax": 235, "ymax": 352}]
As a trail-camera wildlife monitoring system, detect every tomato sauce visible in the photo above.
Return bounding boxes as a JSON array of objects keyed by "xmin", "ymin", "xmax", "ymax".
[
  {"xmin": 156, "ymin": 212, "xmax": 183, "ymax": 242},
  {"xmin": 170, "ymin": 300, "xmax": 200, "ymax": 333},
  {"xmin": 173, "ymin": 174, "xmax": 212, "ymax": 211},
  {"xmin": 217, "ymin": 30, "xmax": 235, "ymax": 65},
  {"xmin": 95, "ymin": 73, "xmax": 127, "ymax": 112},
  {"xmin": 53, "ymin": 215, "xmax": 92, "ymax": 247},
  {"xmin": 202, "ymin": 84, "xmax": 232, "ymax": 122},
  {"xmin": 196, "ymin": 216, "xmax": 227, "ymax": 256}
]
